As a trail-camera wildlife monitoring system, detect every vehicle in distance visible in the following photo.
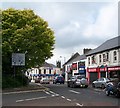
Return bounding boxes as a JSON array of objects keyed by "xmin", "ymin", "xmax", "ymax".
[
  {"xmin": 92, "ymin": 77, "xmax": 110, "ymax": 89},
  {"xmin": 53, "ymin": 76, "xmax": 64, "ymax": 84},
  {"xmin": 67, "ymin": 75, "xmax": 88, "ymax": 88},
  {"xmin": 40, "ymin": 77, "xmax": 50, "ymax": 84}
]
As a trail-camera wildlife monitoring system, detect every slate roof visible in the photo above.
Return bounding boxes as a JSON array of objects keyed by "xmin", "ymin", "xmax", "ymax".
[
  {"xmin": 41, "ymin": 62, "xmax": 57, "ymax": 68},
  {"xmin": 63, "ymin": 52, "xmax": 80, "ymax": 65},
  {"xmin": 63, "ymin": 53, "xmax": 87, "ymax": 65},
  {"xmin": 86, "ymin": 36, "xmax": 120, "ymax": 56}
]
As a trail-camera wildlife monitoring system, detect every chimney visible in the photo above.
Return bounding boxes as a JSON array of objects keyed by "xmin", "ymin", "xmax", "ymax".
[{"xmin": 83, "ymin": 48, "xmax": 92, "ymax": 54}]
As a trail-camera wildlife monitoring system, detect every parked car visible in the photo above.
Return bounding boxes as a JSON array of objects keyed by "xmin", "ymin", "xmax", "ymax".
[
  {"xmin": 92, "ymin": 77, "xmax": 110, "ymax": 89},
  {"xmin": 105, "ymin": 81, "xmax": 120, "ymax": 98},
  {"xmin": 53, "ymin": 76, "xmax": 64, "ymax": 84},
  {"xmin": 67, "ymin": 75, "xmax": 88, "ymax": 88},
  {"xmin": 40, "ymin": 77, "xmax": 50, "ymax": 84}
]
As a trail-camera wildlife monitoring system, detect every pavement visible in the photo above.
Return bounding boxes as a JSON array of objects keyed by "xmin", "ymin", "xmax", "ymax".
[{"xmin": 2, "ymin": 82, "xmax": 49, "ymax": 93}]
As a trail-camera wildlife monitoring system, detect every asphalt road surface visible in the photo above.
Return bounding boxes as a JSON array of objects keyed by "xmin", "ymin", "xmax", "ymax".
[{"xmin": 2, "ymin": 82, "xmax": 120, "ymax": 107}]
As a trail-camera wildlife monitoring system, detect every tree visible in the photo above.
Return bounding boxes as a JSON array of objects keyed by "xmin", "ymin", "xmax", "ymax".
[{"xmin": 2, "ymin": 8, "xmax": 55, "ymax": 74}]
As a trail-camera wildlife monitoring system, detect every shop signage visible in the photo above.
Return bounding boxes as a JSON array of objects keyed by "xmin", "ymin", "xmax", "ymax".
[
  {"xmin": 87, "ymin": 68, "xmax": 97, "ymax": 72},
  {"xmin": 108, "ymin": 66, "xmax": 120, "ymax": 71}
]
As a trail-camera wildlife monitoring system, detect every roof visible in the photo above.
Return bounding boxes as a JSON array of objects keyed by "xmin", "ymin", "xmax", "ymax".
[
  {"xmin": 63, "ymin": 53, "xmax": 87, "ymax": 66},
  {"xmin": 63, "ymin": 52, "xmax": 80, "ymax": 65},
  {"xmin": 86, "ymin": 36, "xmax": 120, "ymax": 56},
  {"xmin": 41, "ymin": 62, "xmax": 57, "ymax": 68}
]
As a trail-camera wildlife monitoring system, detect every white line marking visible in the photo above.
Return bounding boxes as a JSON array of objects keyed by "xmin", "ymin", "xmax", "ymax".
[
  {"xmin": 51, "ymin": 95, "xmax": 55, "ymax": 97},
  {"xmin": 16, "ymin": 100, "xmax": 24, "ymax": 103},
  {"xmin": 55, "ymin": 94, "xmax": 59, "ymax": 96},
  {"xmin": 69, "ymin": 90, "xmax": 80, "ymax": 94},
  {"xmin": 16, "ymin": 96, "xmax": 47, "ymax": 103},
  {"xmin": 76, "ymin": 103, "xmax": 83, "ymax": 107},
  {"xmin": 61, "ymin": 96, "xmax": 65, "ymax": 99},
  {"xmin": 3, "ymin": 89, "xmax": 44, "ymax": 95},
  {"xmin": 45, "ymin": 91, "xmax": 50, "ymax": 95},
  {"xmin": 49, "ymin": 91, "xmax": 55, "ymax": 94},
  {"xmin": 67, "ymin": 98, "xmax": 71, "ymax": 101}
]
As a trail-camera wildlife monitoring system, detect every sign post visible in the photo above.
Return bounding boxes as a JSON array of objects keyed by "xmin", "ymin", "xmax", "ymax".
[{"xmin": 12, "ymin": 53, "xmax": 25, "ymax": 87}]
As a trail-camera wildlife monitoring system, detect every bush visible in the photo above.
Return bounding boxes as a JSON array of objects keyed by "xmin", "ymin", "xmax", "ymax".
[{"xmin": 2, "ymin": 74, "xmax": 29, "ymax": 89}]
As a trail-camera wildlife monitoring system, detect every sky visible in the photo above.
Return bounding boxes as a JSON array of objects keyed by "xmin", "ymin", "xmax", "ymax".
[{"xmin": 2, "ymin": 0, "xmax": 119, "ymax": 66}]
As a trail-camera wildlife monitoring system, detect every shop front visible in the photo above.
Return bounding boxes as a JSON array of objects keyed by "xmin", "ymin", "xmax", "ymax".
[
  {"xmin": 87, "ymin": 67, "xmax": 99, "ymax": 84},
  {"xmin": 108, "ymin": 66, "xmax": 120, "ymax": 78}
]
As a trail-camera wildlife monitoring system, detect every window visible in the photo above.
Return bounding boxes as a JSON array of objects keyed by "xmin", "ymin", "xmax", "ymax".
[
  {"xmin": 44, "ymin": 69, "xmax": 46, "ymax": 74},
  {"xmin": 103, "ymin": 54, "xmax": 106, "ymax": 62},
  {"xmin": 106, "ymin": 52, "xmax": 109, "ymax": 61},
  {"xmin": 113, "ymin": 51, "xmax": 117, "ymax": 61},
  {"xmin": 49, "ymin": 69, "xmax": 51, "ymax": 74},
  {"xmin": 92, "ymin": 55, "xmax": 96, "ymax": 64},
  {"xmin": 39, "ymin": 69, "xmax": 41, "ymax": 74},
  {"xmin": 88, "ymin": 57, "xmax": 90, "ymax": 65},
  {"xmin": 99, "ymin": 55, "xmax": 102, "ymax": 63}
]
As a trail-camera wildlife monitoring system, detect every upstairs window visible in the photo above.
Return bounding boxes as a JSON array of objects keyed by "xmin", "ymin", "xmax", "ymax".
[
  {"xmin": 103, "ymin": 54, "xmax": 106, "ymax": 62},
  {"xmin": 99, "ymin": 55, "xmax": 102, "ymax": 63},
  {"xmin": 39, "ymin": 69, "xmax": 41, "ymax": 74},
  {"xmin": 106, "ymin": 52, "xmax": 109, "ymax": 61},
  {"xmin": 92, "ymin": 55, "xmax": 96, "ymax": 64},
  {"xmin": 88, "ymin": 57, "xmax": 90, "ymax": 65},
  {"xmin": 49, "ymin": 69, "xmax": 51, "ymax": 74},
  {"xmin": 44, "ymin": 69, "xmax": 46, "ymax": 74},
  {"xmin": 113, "ymin": 51, "xmax": 117, "ymax": 62}
]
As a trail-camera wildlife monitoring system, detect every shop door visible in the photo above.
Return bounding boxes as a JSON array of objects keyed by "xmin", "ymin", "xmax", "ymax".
[
  {"xmin": 89, "ymin": 72, "xmax": 98, "ymax": 84},
  {"xmin": 101, "ymin": 72, "xmax": 106, "ymax": 77}
]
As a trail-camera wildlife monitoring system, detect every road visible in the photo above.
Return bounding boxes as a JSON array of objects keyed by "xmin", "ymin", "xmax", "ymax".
[{"xmin": 2, "ymin": 82, "xmax": 120, "ymax": 107}]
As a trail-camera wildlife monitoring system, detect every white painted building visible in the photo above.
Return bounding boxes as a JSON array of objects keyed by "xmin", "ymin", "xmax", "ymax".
[{"xmin": 86, "ymin": 36, "xmax": 120, "ymax": 83}]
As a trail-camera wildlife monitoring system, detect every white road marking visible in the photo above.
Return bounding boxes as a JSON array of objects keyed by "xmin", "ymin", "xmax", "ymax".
[
  {"xmin": 16, "ymin": 96, "xmax": 47, "ymax": 103},
  {"xmin": 45, "ymin": 91, "xmax": 50, "ymax": 95},
  {"xmin": 67, "ymin": 98, "xmax": 71, "ymax": 101},
  {"xmin": 69, "ymin": 90, "xmax": 80, "ymax": 94},
  {"xmin": 76, "ymin": 103, "xmax": 83, "ymax": 107},
  {"xmin": 16, "ymin": 100, "xmax": 24, "ymax": 103},
  {"xmin": 61, "ymin": 96, "xmax": 65, "ymax": 99},
  {"xmin": 3, "ymin": 89, "xmax": 44, "ymax": 95},
  {"xmin": 49, "ymin": 91, "xmax": 55, "ymax": 94},
  {"xmin": 55, "ymin": 94, "xmax": 59, "ymax": 96},
  {"xmin": 51, "ymin": 95, "xmax": 55, "ymax": 97}
]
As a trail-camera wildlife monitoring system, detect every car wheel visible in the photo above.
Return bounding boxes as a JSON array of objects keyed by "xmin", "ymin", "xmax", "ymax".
[
  {"xmin": 115, "ymin": 91, "xmax": 120, "ymax": 98},
  {"xmin": 92, "ymin": 83, "xmax": 95, "ymax": 88},
  {"xmin": 101, "ymin": 84, "xmax": 105, "ymax": 89},
  {"xmin": 85, "ymin": 85, "xmax": 88, "ymax": 88},
  {"xmin": 72, "ymin": 83, "xmax": 76, "ymax": 88},
  {"xmin": 106, "ymin": 90, "xmax": 110, "ymax": 96}
]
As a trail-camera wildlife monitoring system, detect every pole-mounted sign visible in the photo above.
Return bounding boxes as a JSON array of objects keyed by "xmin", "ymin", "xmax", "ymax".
[{"xmin": 12, "ymin": 53, "xmax": 25, "ymax": 66}]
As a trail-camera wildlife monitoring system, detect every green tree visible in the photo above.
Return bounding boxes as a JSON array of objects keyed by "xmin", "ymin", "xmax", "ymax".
[{"xmin": 2, "ymin": 8, "xmax": 55, "ymax": 75}]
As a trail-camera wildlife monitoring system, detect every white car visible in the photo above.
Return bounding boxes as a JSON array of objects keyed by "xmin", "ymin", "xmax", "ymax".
[
  {"xmin": 40, "ymin": 77, "xmax": 50, "ymax": 84},
  {"xmin": 92, "ymin": 77, "xmax": 110, "ymax": 89}
]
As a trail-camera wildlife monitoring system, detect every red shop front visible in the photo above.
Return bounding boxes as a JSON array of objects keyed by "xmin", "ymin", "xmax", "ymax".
[
  {"xmin": 108, "ymin": 66, "xmax": 120, "ymax": 78},
  {"xmin": 87, "ymin": 66, "xmax": 107, "ymax": 84}
]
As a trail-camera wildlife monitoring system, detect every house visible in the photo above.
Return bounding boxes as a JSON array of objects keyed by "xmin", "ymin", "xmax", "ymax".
[
  {"xmin": 25, "ymin": 62, "xmax": 61, "ymax": 82},
  {"xmin": 63, "ymin": 49, "xmax": 91, "ymax": 81},
  {"xmin": 86, "ymin": 36, "xmax": 120, "ymax": 83}
]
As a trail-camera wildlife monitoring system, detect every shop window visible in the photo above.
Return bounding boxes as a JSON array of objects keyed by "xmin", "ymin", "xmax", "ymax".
[
  {"xmin": 99, "ymin": 55, "xmax": 102, "ymax": 63},
  {"xmin": 103, "ymin": 54, "xmax": 106, "ymax": 62},
  {"xmin": 113, "ymin": 51, "xmax": 117, "ymax": 62}
]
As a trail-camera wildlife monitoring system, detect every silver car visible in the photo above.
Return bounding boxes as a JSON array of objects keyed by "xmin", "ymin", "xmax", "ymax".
[
  {"xmin": 67, "ymin": 75, "xmax": 89, "ymax": 88},
  {"xmin": 92, "ymin": 77, "xmax": 110, "ymax": 89}
]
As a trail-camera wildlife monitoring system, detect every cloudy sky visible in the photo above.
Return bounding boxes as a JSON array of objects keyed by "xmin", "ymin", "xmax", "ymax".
[{"xmin": 2, "ymin": 0, "xmax": 118, "ymax": 65}]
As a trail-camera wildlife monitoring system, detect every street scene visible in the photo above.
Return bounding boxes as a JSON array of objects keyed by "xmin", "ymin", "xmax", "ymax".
[
  {"xmin": 1, "ymin": 0, "xmax": 120, "ymax": 108},
  {"xmin": 2, "ymin": 82, "xmax": 120, "ymax": 107}
]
